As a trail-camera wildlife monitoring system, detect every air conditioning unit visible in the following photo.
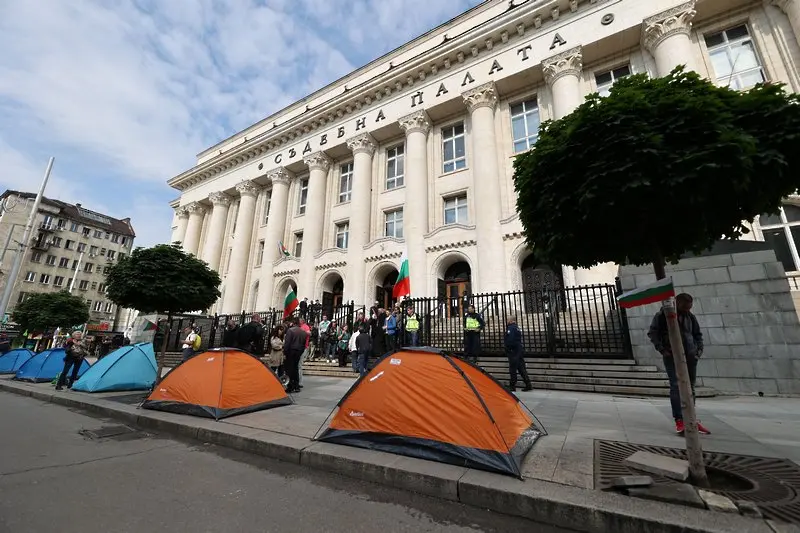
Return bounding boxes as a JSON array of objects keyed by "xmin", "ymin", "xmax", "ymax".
[{"xmin": 89, "ymin": 253, "xmax": 97, "ymax": 258}]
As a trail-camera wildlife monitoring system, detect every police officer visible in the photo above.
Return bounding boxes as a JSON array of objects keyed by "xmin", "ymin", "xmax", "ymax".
[
  {"xmin": 505, "ymin": 316, "xmax": 532, "ymax": 392},
  {"xmin": 463, "ymin": 304, "xmax": 484, "ymax": 364},
  {"xmin": 404, "ymin": 306, "xmax": 420, "ymax": 347}
]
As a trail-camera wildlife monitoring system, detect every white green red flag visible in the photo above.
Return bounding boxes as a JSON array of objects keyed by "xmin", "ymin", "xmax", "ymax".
[
  {"xmin": 278, "ymin": 241, "xmax": 291, "ymax": 257},
  {"xmin": 393, "ymin": 251, "xmax": 411, "ymax": 299},
  {"xmin": 617, "ymin": 277, "xmax": 675, "ymax": 309},
  {"xmin": 283, "ymin": 285, "xmax": 299, "ymax": 318}
]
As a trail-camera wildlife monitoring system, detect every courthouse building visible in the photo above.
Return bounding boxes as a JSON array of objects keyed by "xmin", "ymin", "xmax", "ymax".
[{"xmin": 167, "ymin": 0, "xmax": 800, "ymax": 316}]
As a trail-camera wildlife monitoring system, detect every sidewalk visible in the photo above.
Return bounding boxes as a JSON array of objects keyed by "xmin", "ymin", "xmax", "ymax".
[{"xmin": 0, "ymin": 374, "xmax": 793, "ymax": 533}]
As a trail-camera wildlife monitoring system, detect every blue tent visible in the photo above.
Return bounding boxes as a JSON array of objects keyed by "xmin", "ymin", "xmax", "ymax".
[
  {"xmin": 0, "ymin": 348, "xmax": 35, "ymax": 374},
  {"xmin": 72, "ymin": 342, "xmax": 157, "ymax": 392},
  {"xmin": 14, "ymin": 348, "xmax": 90, "ymax": 383}
]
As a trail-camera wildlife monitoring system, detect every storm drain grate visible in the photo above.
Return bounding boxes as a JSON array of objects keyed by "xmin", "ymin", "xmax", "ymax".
[
  {"xmin": 79, "ymin": 425, "xmax": 139, "ymax": 440},
  {"xmin": 594, "ymin": 439, "xmax": 800, "ymax": 524}
]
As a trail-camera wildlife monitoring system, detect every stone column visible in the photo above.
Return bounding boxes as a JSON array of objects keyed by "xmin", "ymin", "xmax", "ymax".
[
  {"xmin": 203, "ymin": 192, "xmax": 232, "ymax": 272},
  {"xmin": 768, "ymin": 0, "xmax": 800, "ymax": 51},
  {"xmin": 398, "ymin": 110, "xmax": 432, "ymax": 298},
  {"xmin": 173, "ymin": 207, "xmax": 189, "ymax": 245},
  {"xmin": 642, "ymin": 1, "xmax": 698, "ymax": 76},
  {"xmin": 256, "ymin": 168, "xmax": 293, "ymax": 310},
  {"xmin": 462, "ymin": 82, "xmax": 507, "ymax": 293},
  {"xmin": 345, "ymin": 133, "xmax": 377, "ymax": 305},
  {"xmin": 298, "ymin": 152, "xmax": 332, "ymax": 300},
  {"xmin": 543, "ymin": 46, "xmax": 584, "ymax": 287},
  {"xmin": 182, "ymin": 202, "xmax": 206, "ymax": 257},
  {"xmin": 221, "ymin": 180, "xmax": 260, "ymax": 314}
]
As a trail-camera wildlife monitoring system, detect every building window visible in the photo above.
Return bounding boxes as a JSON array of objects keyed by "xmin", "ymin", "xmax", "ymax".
[
  {"xmin": 77, "ymin": 243, "xmax": 86, "ymax": 253},
  {"xmin": 120, "ymin": 237, "xmax": 127, "ymax": 246},
  {"xmin": 50, "ymin": 237, "xmax": 62, "ymax": 247},
  {"xmin": 65, "ymin": 239, "xmax": 75, "ymax": 250},
  {"xmin": 510, "ymin": 99, "xmax": 540, "ymax": 153},
  {"xmin": 17, "ymin": 292, "xmax": 28, "ymax": 303},
  {"xmin": 298, "ymin": 179, "xmax": 309, "ymax": 215},
  {"xmin": 39, "ymin": 273, "xmax": 50, "ymax": 285},
  {"xmin": 42, "ymin": 215, "xmax": 54, "ymax": 229},
  {"xmin": 263, "ymin": 190, "xmax": 272, "ymax": 225},
  {"xmin": 67, "ymin": 278, "xmax": 73, "ymax": 288},
  {"xmin": 84, "ymin": 263, "xmax": 94, "ymax": 273},
  {"xmin": 90, "ymin": 246, "xmax": 98, "ymax": 255},
  {"xmin": 758, "ymin": 205, "xmax": 800, "ymax": 272},
  {"xmin": 111, "ymin": 234, "xmax": 119, "ymax": 243},
  {"xmin": 79, "ymin": 280, "xmax": 89, "ymax": 290},
  {"xmin": 59, "ymin": 257, "xmax": 69, "ymax": 268},
  {"xmin": 93, "ymin": 301, "xmax": 103, "ymax": 312},
  {"xmin": 107, "ymin": 250, "xmax": 116, "ymax": 260},
  {"xmin": 119, "ymin": 252, "xmax": 126, "ymax": 261},
  {"xmin": 45, "ymin": 255, "xmax": 56, "ymax": 266},
  {"xmin": 104, "ymin": 266, "xmax": 111, "ymax": 274},
  {"xmin": 335, "ymin": 222, "xmax": 349, "ymax": 249},
  {"xmin": 70, "ymin": 222, "xmax": 79, "ymax": 232},
  {"xmin": 386, "ymin": 145, "xmax": 405, "ymax": 190},
  {"xmin": 57, "ymin": 219, "xmax": 65, "ymax": 230},
  {"xmin": 444, "ymin": 195, "xmax": 469, "ymax": 225},
  {"xmin": 595, "ymin": 64, "xmax": 631, "ymax": 97},
  {"xmin": 104, "ymin": 232, "xmax": 110, "ymax": 240},
  {"xmin": 98, "ymin": 283, "xmax": 106, "ymax": 293},
  {"xmin": 256, "ymin": 240, "xmax": 265, "ymax": 266},
  {"xmin": 94, "ymin": 230, "xmax": 103, "ymax": 238},
  {"xmin": 24, "ymin": 271, "xmax": 36, "ymax": 282},
  {"xmin": 705, "ymin": 25, "xmax": 765, "ymax": 91},
  {"xmin": 54, "ymin": 276, "xmax": 64, "ymax": 287},
  {"xmin": 294, "ymin": 232, "xmax": 303, "ymax": 258},
  {"xmin": 82, "ymin": 227, "xmax": 90, "ymax": 236},
  {"xmin": 72, "ymin": 259, "xmax": 79, "ymax": 269},
  {"xmin": 31, "ymin": 251, "xmax": 42, "ymax": 263},
  {"xmin": 104, "ymin": 302, "xmax": 114, "ymax": 313},
  {"xmin": 339, "ymin": 162, "xmax": 353, "ymax": 203},
  {"xmin": 385, "ymin": 209, "xmax": 404, "ymax": 238},
  {"xmin": 442, "ymin": 123, "xmax": 467, "ymax": 173}
]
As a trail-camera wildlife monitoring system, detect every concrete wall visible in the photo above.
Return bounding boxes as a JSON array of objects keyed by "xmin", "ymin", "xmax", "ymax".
[{"xmin": 620, "ymin": 250, "xmax": 800, "ymax": 396}]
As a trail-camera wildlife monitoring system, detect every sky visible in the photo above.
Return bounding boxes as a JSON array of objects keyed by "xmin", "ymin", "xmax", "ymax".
[{"xmin": 0, "ymin": 0, "xmax": 483, "ymax": 247}]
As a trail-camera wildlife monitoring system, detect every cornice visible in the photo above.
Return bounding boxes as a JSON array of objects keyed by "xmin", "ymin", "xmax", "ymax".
[
  {"xmin": 273, "ymin": 267, "xmax": 300, "ymax": 278},
  {"xmin": 462, "ymin": 81, "xmax": 498, "ymax": 112},
  {"xmin": 500, "ymin": 212, "xmax": 520, "ymax": 224},
  {"xmin": 642, "ymin": 1, "xmax": 696, "ymax": 53},
  {"xmin": 316, "ymin": 260, "xmax": 347, "ymax": 271},
  {"xmin": 542, "ymin": 46, "xmax": 583, "ymax": 85},
  {"xmin": 424, "ymin": 223, "xmax": 476, "ymax": 239},
  {"xmin": 364, "ymin": 251, "xmax": 403, "ymax": 263},
  {"xmin": 363, "ymin": 236, "xmax": 405, "ymax": 252},
  {"xmin": 314, "ymin": 247, "xmax": 348, "ymax": 260},
  {"xmin": 273, "ymin": 256, "xmax": 301, "ymax": 268},
  {"xmin": 502, "ymin": 231, "xmax": 524, "ymax": 241},
  {"xmin": 168, "ymin": 0, "xmax": 596, "ymax": 192},
  {"xmin": 426, "ymin": 239, "xmax": 477, "ymax": 253}
]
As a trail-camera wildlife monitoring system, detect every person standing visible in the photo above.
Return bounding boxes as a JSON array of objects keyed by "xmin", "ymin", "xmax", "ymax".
[
  {"xmin": 298, "ymin": 318, "xmax": 311, "ymax": 389},
  {"xmin": 181, "ymin": 326, "xmax": 198, "ymax": 361},
  {"xmin": 385, "ymin": 310, "xmax": 398, "ymax": 351},
  {"xmin": 371, "ymin": 308, "xmax": 387, "ymax": 359},
  {"xmin": 348, "ymin": 326, "xmax": 360, "ymax": 373},
  {"xmin": 463, "ymin": 304, "xmax": 485, "ymax": 364},
  {"xmin": 336, "ymin": 324, "xmax": 351, "ymax": 367},
  {"xmin": 647, "ymin": 292, "xmax": 710, "ymax": 436},
  {"xmin": 268, "ymin": 325, "xmax": 285, "ymax": 379},
  {"xmin": 299, "ymin": 298, "xmax": 309, "ymax": 320},
  {"xmin": 404, "ymin": 306, "xmax": 420, "ymax": 347},
  {"xmin": 318, "ymin": 315, "xmax": 331, "ymax": 360},
  {"xmin": 505, "ymin": 316, "xmax": 532, "ymax": 392},
  {"xmin": 355, "ymin": 323, "xmax": 372, "ymax": 377},
  {"xmin": 236, "ymin": 314, "xmax": 265, "ymax": 355},
  {"xmin": 282, "ymin": 319, "xmax": 307, "ymax": 393},
  {"xmin": 222, "ymin": 319, "xmax": 239, "ymax": 347},
  {"xmin": 55, "ymin": 331, "xmax": 88, "ymax": 391}
]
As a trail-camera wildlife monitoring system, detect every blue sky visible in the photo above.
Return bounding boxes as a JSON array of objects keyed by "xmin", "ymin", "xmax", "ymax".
[{"xmin": 0, "ymin": 0, "xmax": 483, "ymax": 247}]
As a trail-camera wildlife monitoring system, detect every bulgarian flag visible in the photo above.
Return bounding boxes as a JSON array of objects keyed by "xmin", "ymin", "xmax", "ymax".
[
  {"xmin": 617, "ymin": 277, "xmax": 675, "ymax": 309},
  {"xmin": 283, "ymin": 285, "xmax": 299, "ymax": 318},
  {"xmin": 143, "ymin": 319, "xmax": 158, "ymax": 332},
  {"xmin": 278, "ymin": 241, "xmax": 291, "ymax": 257},
  {"xmin": 393, "ymin": 251, "xmax": 411, "ymax": 299}
]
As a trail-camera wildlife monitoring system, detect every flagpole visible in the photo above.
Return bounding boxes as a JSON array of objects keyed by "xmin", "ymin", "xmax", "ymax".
[{"xmin": 69, "ymin": 251, "xmax": 84, "ymax": 293}]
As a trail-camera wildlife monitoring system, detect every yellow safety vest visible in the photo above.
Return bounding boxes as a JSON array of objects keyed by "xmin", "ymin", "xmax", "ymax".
[
  {"xmin": 465, "ymin": 316, "xmax": 481, "ymax": 331},
  {"xmin": 406, "ymin": 314, "xmax": 419, "ymax": 331}
]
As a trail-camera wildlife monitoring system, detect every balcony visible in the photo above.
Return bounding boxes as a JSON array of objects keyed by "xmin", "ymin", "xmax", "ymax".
[
  {"xmin": 39, "ymin": 222, "xmax": 55, "ymax": 232},
  {"xmin": 30, "ymin": 239, "xmax": 50, "ymax": 251}
]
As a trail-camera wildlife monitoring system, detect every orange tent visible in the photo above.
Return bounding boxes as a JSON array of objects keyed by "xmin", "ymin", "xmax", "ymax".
[
  {"xmin": 315, "ymin": 347, "xmax": 544, "ymax": 478},
  {"xmin": 142, "ymin": 348, "xmax": 291, "ymax": 420}
]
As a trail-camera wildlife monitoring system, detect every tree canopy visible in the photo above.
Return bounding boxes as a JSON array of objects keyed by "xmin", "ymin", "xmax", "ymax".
[
  {"xmin": 105, "ymin": 244, "xmax": 221, "ymax": 315},
  {"xmin": 12, "ymin": 290, "xmax": 90, "ymax": 332},
  {"xmin": 513, "ymin": 67, "xmax": 800, "ymax": 268}
]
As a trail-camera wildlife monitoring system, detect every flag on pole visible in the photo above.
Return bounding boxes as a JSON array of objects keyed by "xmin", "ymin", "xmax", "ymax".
[
  {"xmin": 278, "ymin": 241, "xmax": 291, "ymax": 257},
  {"xmin": 617, "ymin": 277, "xmax": 675, "ymax": 309},
  {"xmin": 143, "ymin": 319, "xmax": 158, "ymax": 332},
  {"xmin": 283, "ymin": 285, "xmax": 299, "ymax": 319},
  {"xmin": 393, "ymin": 250, "xmax": 411, "ymax": 299}
]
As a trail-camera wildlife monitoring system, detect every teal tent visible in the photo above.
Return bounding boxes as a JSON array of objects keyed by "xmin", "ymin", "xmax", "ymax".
[
  {"xmin": 0, "ymin": 348, "xmax": 35, "ymax": 374},
  {"xmin": 14, "ymin": 348, "xmax": 90, "ymax": 383},
  {"xmin": 72, "ymin": 342, "xmax": 157, "ymax": 392}
]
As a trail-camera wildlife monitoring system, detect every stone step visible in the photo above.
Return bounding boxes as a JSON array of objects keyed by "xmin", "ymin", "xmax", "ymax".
[
  {"xmin": 304, "ymin": 369, "xmax": 358, "ymax": 379},
  {"xmin": 477, "ymin": 361, "xmax": 660, "ymax": 372}
]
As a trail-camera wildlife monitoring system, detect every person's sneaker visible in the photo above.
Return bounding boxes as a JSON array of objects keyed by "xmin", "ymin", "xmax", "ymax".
[
  {"xmin": 522, "ymin": 385, "xmax": 533, "ymax": 391},
  {"xmin": 54, "ymin": 386, "xmax": 63, "ymax": 391},
  {"xmin": 697, "ymin": 421, "xmax": 711, "ymax": 435},
  {"xmin": 675, "ymin": 419, "xmax": 685, "ymax": 435}
]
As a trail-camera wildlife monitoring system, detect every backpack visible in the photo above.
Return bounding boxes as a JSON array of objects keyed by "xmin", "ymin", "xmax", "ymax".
[{"xmin": 193, "ymin": 334, "xmax": 202, "ymax": 351}]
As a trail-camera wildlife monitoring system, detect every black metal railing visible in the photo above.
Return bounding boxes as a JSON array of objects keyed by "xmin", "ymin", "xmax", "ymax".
[{"xmin": 396, "ymin": 283, "xmax": 630, "ymax": 359}]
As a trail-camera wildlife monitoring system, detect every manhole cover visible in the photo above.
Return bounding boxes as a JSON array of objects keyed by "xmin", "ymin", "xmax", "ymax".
[
  {"xmin": 595, "ymin": 440, "xmax": 800, "ymax": 524},
  {"xmin": 79, "ymin": 425, "xmax": 138, "ymax": 439}
]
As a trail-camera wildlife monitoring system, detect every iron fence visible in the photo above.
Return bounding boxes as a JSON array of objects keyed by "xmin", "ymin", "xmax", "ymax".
[{"xmin": 397, "ymin": 282, "xmax": 631, "ymax": 359}]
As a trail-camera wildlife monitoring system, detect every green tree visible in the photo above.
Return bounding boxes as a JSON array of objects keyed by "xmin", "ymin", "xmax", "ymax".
[
  {"xmin": 105, "ymin": 244, "xmax": 221, "ymax": 381},
  {"xmin": 12, "ymin": 290, "xmax": 90, "ymax": 333},
  {"xmin": 513, "ymin": 67, "xmax": 800, "ymax": 486}
]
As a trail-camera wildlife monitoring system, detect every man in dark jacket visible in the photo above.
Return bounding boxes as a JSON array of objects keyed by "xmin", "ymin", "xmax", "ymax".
[
  {"xmin": 222, "ymin": 319, "xmax": 239, "ymax": 347},
  {"xmin": 355, "ymin": 324, "xmax": 372, "ymax": 377},
  {"xmin": 648, "ymin": 293, "xmax": 709, "ymax": 436},
  {"xmin": 236, "ymin": 314, "xmax": 264, "ymax": 355},
  {"xmin": 283, "ymin": 319, "xmax": 308, "ymax": 393},
  {"xmin": 504, "ymin": 316, "xmax": 531, "ymax": 392},
  {"xmin": 463, "ymin": 304, "xmax": 484, "ymax": 364}
]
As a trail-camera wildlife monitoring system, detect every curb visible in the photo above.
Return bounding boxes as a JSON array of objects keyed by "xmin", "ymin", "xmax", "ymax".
[{"xmin": 0, "ymin": 379, "xmax": 774, "ymax": 533}]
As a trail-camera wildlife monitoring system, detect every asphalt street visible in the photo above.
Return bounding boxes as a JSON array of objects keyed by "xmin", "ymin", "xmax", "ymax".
[{"xmin": 0, "ymin": 392, "xmax": 572, "ymax": 533}]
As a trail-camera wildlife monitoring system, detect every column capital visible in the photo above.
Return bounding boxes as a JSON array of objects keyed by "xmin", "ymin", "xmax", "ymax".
[
  {"xmin": 462, "ymin": 82, "xmax": 498, "ymax": 113},
  {"xmin": 235, "ymin": 179, "xmax": 260, "ymax": 198},
  {"xmin": 398, "ymin": 110, "xmax": 431, "ymax": 135},
  {"xmin": 208, "ymin": 192, "xmax": 232, "ymax": 207},
  {"xmin": 175, "ymin": 206, "xmax": 189, "ymax": 219},
  {"xmin": 642, "ymin": 1, "xmax": 696, "ymax": 53},
  {"xmin": 303, "ymin": 151, "xmax": 332, "ymax": 172},
  {"xmin": 542, "ymin": 46, "xmax": 583, "ymax": 85},
  {"xmin": 766, "ymin": 0, "xmax": 793, "ymax": 12},
  {"xmin": 267, "ymin": 167, "xmax": 294, "ymax": 186},
  {"xmin": 184, "ymin": 202, "xmax": 206, "ymax": 215},
  {"xmin": 346, "ymin": 133, "xmax": 378, "ymax": 156}
]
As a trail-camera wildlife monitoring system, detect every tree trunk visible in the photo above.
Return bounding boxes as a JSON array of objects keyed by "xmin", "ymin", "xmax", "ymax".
[
  {"xmin": 653, "ymin": 256, "xmax": 709, "ymax": 488},
  {"xmin": 155, "ymin": 312, "xmax": 171, "ymax": 386}
]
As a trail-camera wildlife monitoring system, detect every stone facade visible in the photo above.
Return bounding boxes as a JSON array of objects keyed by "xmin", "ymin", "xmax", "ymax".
[
  {"xmin": 620, "ymin": 249, "xmax": 800, "ymax": 395},
  {"xmin": 166, "ymin": 0, "xmax": 800, "ymax": 315}
]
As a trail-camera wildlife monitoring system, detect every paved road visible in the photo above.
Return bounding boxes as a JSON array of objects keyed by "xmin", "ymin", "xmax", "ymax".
[{"xmin": 0, "ymin": 392, "xmax": 571, "ymax": 533}]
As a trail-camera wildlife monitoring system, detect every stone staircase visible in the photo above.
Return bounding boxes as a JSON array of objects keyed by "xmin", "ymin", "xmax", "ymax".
[{"xmin": 303, "ymin": 357, "xmax": 717, "ymax": 398}]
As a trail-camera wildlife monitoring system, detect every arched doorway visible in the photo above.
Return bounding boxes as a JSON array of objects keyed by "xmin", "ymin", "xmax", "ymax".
[
  {"xmin": 274, "ymin": 278, "xmax": 298, "ymax": 310},
  {"xmin": 375, "ymin": 269, "xmax": 399, "ymax": 310},
  {"xmin": 321, "ymin": 272, "xmax": 344, "ymax": 319},
  {"xmin": 439, "ymin": 261, "xmax": 471, "ymax": 318},
  {"xmin": 520, "ymin": 254, "xmax": 563, "ymax": 313}
]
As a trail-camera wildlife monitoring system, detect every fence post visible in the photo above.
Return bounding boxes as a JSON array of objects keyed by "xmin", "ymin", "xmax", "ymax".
[
  {"xmin": 209, "ymin": 314, "xmax": 218, "ymax": 347},
  {"xmin": 615, "ymin": 277, "xmax": 634, "ymax": 359}
]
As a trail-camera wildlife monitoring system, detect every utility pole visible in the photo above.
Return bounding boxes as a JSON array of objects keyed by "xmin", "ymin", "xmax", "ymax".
[
  {"xmin": 68, "ymin": 251, "xmax": 84, "ymax": 293},
  {"xmin": 0, "ymin": 157, "xmax": 55, "ymax": 319}
]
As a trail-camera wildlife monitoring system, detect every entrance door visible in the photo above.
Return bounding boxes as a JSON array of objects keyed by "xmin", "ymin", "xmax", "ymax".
[
  {"xmin": 521, "ymin": 255, "xmax": 562, "ymax": 313},
  {"xmin": 446, "ymin": 282, "xmax": 469, "ymax": 318},
  {"xmin": 376, "ymin": 270, "xmax": 398, "ymax": 310}
]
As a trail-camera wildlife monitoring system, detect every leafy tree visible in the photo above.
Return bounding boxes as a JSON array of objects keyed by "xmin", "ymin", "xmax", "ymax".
[
  {"xmin": 513, "ymin": 67, "xmax": 800, "ymax": 486},
  {"xmin": 105, "ymin": 244, "xmax": 221, "ymax": 381},
  {"xmin": 12, "ymin": 290, "xmax": 90, "ymax": 333}
]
